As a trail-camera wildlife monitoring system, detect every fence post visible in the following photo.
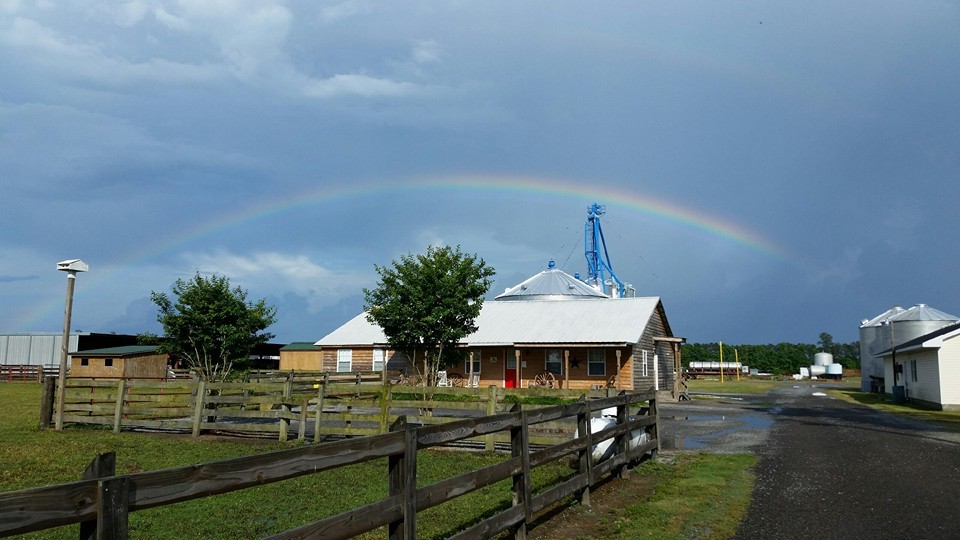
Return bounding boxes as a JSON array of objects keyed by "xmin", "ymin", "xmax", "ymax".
[
  {"xmin": 191, "ymin": 380, "xmax": 207, "ymax": 437},
  {"xmin": 380, "ymin": 383, "xmax": 392, "ymax": 434},
  {"xmin": 649, "ymin": 395, "xmax": 660, "ymax": 457},
  {"xmin": 388, "ymin": 417, "xmax": 417, "ymax": 540},
  {"xmin": 576, "ymin": 395, "xmax": 593, "ymax": 506},
  {"xmin": 313, "ymin": 382, "xmax": 326, "ymax": 444},
  {"xmin": 356, "ymin": 372, "xmax": 362, "ymax": 397},
  {"xmin": 509, "ymin": 403, "xmax": 532, "ymax": 539},
  {"xmin": 484, "ymin": 385, "xmax": 498, "ymax": 452},
  {"xmin": 79, "ymin": 452, "xmax": 126, "ymax": 540},
  {"xmin": 39, "ymin": 376, "xmax": 56, "ymax": 430},
  {"xmin": 112, "ymin": 379, "xmax": 127, "ymax": 434},
  {"xmin": 297, "ymin": 397, "xmax": 309, "ymax": 441},
  {"xmin": 615, "ymin": 391, "xmax": 628, "ymax": 479},
  {"xmin": 279, "ymin": 378, "xmax": 293, "ymax": 442}
]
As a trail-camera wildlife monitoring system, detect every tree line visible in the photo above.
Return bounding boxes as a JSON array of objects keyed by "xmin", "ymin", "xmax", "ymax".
[{"xmin": 682, "ymin": 333, "xmax": 860, "ymax": 375}]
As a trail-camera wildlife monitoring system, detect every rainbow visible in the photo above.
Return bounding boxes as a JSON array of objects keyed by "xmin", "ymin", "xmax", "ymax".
[{"xmin": 14, "ymin": 173, "xmax": 794, "ymax": 330}]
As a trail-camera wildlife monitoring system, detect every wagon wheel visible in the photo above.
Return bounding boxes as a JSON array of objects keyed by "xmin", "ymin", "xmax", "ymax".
[
  {"xmin": 447, "ymin": 372, "xmax": 465, "ymax": 387},
  {"xmin": 533, "ymin": 370, "xmax": 556, "ymax": 389}
]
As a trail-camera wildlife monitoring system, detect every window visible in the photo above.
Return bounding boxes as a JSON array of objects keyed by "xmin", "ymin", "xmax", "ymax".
[
  {"xmin": 465, "ymin": 352, "xmax": 481, "ymax": 374},
  {"xmin": 588, "ymin": 349, "xmax": 606, "ymax": 376},
  {"xmin": 372, "ymin": 349, "xmax": 385, "ymax": 371},
  {"xmin": 80, "ymin": 358, "xmax": 89, "ymax": 366},
  {"xmin": 546, "ymin": 349, "xmax": 563, "ymax": 375},
  {"xmin": 641, "ymin": 350, "xmax": 648, "ymax": 377},
  {"xmin": 104, "ymin": 358, "xmax": 114, "ymax": 367},
  {"xmin": 910, "ymin": 360, "xmax": 918, "ymax": 382},
  {"xmin": 337, "ymin": 349, "xmax": 352, "ymax": 372}
]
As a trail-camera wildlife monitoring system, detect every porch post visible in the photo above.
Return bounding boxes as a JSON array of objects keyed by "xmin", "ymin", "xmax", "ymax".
[
  {"xmin": 564, "ymin": 350, "xmax": 570, "ymax": 389},
  {"xmin": 515, "ymin": 349, "xmax": 521, "ymax": 389},
  {"xmin": 616, "ymin": 350, "xmax": 622, "ymax": 390}
]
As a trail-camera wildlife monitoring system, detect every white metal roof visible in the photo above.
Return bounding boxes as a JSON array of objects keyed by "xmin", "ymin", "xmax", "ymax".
[{"xmin": 315, "ymin": 297, "xmax": 663, "ymax": 348}]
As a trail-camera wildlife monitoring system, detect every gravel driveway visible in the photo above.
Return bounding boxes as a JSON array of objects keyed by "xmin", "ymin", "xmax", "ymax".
[{"xmin": 659, "ymin": 384, "xmax": 960, "ymax": 539}]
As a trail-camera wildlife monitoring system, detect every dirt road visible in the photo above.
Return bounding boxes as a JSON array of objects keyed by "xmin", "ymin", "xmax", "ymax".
[{"xmin": 727, "ymin": 385, "xmax": 960, "ymax": 539}]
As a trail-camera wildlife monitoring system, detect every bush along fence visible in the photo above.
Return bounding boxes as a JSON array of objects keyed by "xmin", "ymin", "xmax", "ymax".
[
  {"xmin": 44, "ymin": 375, "xmax": 621, "ymax": 446},
  {"xmin": 3, "ymin": 391, "xmax": 659, "ymax": 539}
]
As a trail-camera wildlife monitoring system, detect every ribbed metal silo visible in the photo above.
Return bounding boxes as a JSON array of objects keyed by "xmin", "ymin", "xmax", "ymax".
[{"xmin": 859, "ymin": 304, "xmax": 959, "ymax": 392}]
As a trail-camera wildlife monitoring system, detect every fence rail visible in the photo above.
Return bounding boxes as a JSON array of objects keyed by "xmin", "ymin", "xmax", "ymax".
[
  {"xmin": 2, "ymin": 390, "xmax": 659, "ymax": 539},
  {"xmin": 49, "ymin": 377, "xmax": 620, "ymax": 446},
  {"xmin": 0, "ymin": 365, "xmax": 57, "ymax": 383}
]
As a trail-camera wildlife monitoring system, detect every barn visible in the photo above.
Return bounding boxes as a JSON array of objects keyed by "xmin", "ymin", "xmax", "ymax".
[
  {"xmin": 315, "ymin": 263, "xmax": 686, "ymax": 397},
  {"xmin": 69, "ymin": 345, "xmax": 169, "ymax": 380}
]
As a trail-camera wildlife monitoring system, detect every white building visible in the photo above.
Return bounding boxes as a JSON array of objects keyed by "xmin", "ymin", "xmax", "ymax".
[{"xmin": 879, "ymin": 322, "xmax": 960, "ymax": 411}]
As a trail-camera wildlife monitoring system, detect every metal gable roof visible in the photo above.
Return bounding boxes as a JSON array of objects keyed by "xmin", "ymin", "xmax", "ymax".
[{"xmin": 315, "ymin": 297, "xmax": 663, "ymax": 348}]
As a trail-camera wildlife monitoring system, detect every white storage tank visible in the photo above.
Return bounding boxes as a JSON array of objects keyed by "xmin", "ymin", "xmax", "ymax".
[
  {"xmin": 814, "ymin": 352, "xmax": 833, "ymax": 366},
  {"xmin": 826, "ymin": 363, "xmax": 843, "ymax": 376},
  {"xmin": 809, "ymin": 365, "xmax": 827, "ymax": 377}
]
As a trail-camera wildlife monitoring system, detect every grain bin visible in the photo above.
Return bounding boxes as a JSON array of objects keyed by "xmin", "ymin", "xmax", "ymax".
[{"xmin": 859, "ymin": 304, "xmax": 959, "ymax": 393}]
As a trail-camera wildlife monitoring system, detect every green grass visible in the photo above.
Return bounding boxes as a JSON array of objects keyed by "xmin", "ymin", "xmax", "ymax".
[
  {"xmin": 830, "ymin": 388, "xmax": 960, "ymax": 427},
  {"xmin": 686, "ymin": 376, "xmax": 859, "ymax": 396},
  {"xmin": 609, "ymin": 453, "xmax": 757, "ymax": 540},
  {"xmin": 1, "ymin": 383, "xmax": 759, "ymax": 539}
]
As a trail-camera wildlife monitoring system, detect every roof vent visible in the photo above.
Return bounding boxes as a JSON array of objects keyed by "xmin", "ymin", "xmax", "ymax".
[{"xmin": 548, "ymin": 260, "xmax": 556, "ymax": 269}]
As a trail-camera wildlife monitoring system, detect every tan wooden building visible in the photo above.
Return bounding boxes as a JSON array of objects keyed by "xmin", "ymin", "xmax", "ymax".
[
  {"xmin": 69, "ymin": 345, "xmax": 168, "ymax": 380},
  {"xmin": 315, "ymin": 265, "xmax": 685, "ymax": 396}
]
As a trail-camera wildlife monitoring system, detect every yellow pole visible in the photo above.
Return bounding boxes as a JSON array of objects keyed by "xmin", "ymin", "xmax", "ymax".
[
  {"xmin": 735, "ymin": 348, "xmax": 741, "ymax": 381},
  {"xmin": 719, "ymin": 341, "xmax": 724, "ymax": 383}
]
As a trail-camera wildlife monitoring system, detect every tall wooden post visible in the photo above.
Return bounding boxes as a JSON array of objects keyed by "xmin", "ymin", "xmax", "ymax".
[
  {"xmin": 615, "ymin": 350, "xmax": 622, "ymax": 390},
  {"xmin": 564, "ymin": 350, "xmax": 570, "ymax": 389},
  {"xmin": 514, "ymin": 349, "xmax": 521, "ymax": 389}
]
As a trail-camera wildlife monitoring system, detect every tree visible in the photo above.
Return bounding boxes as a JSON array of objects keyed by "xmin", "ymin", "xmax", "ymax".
[
  {"xmin": 363, "ymin": 245, "xmax": 495, "ymax": 385},
  {"xmin": 151, "ymin": 273, "xmax": 277, "ymax": 382}
]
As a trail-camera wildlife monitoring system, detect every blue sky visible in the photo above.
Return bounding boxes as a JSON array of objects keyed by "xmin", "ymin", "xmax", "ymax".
[{"xmin": 2, "ymin": 1, "xmax": 958, "ymax": 345}]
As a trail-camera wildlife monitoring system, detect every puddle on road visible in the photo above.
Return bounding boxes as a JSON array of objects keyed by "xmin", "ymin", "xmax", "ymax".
[{"xmin": 663, "ymin": 412, "xmax": 774, "ymax": 450}]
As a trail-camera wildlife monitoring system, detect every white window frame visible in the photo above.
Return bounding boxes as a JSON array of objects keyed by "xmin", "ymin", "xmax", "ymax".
[
  {"xmin": 337, "ymin": 349, "xmax": 352, "ymax": 373},
  {"xmin": 372, "ymin": 348, "xmax": 385, "ymax": 372},
  {"xmin": 465, "ymin": 352, "xmax": 481, "ymax": 374},
  {"xmin": 545, "ymin": 349, "xmax": 563, "ymax": 375},
  {"xmin": 641, "ymin": 350, "xmax": 648, "ymax": 377},
  {"xmin": 588, "ymin": 349, "xmax": 606, "ymax": 377}
]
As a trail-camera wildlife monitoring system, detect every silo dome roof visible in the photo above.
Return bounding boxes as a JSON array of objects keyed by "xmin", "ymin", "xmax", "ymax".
[
  {"xmin": 495, "ymin": 261, "xmax": 608, "ymax": 301},
  {"xmin": 887, "ymin": 304, "xmax": 959, "ymax": 323}
]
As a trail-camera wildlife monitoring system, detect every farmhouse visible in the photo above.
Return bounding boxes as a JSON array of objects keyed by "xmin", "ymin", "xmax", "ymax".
[
  {"xmin": 69, "ymin": 345, "xmax": 169, "ymax": 380},
  {"xmin": 315, "ymin": 263, "xmax": 686, "ymax": 397},
  {"xmin": 879, "ymin": 322, "xmax": 960, "ymax": 411}
]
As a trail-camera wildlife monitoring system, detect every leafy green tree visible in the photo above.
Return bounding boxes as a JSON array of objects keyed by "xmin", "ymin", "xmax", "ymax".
[
  {"xmin": 151, "ymin": 273, "xmax": 277, "ymax": 382},
  {"xmin": 363, "ymin": 245, "xmax": 495, "ymax": 385}
]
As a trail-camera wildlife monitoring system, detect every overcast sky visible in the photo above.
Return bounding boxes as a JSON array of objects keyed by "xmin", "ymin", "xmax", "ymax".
[{"xmin": 2, "ymin": 1, "xmax": 958, "ymax": 346}]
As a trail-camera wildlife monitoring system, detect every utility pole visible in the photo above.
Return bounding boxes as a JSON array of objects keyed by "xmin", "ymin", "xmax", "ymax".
[{"xmin": 55, "ymin": 259, "xmax": 88, "ymax": 430}]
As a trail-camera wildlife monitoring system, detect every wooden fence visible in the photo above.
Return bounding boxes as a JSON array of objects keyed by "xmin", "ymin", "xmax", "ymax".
[
  {"xmin": 50, "ymin": 377, "xmax": 618, "ymax": 446},
  {"xmin": 0, "ymin": 365, "xmax": 57, "ymax": 383},
  {"xmin": 2, "ymin": 391, "xmax": 659, "ymax": 539}
]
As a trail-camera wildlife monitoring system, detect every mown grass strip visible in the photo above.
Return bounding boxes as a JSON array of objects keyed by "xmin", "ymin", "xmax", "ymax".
[{"xmin": 599, "ymin": 453, "xmax": 756, "ymax": 540}]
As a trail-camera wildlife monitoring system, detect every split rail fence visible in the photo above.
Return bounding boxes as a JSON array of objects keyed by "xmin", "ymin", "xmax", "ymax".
[
  {"xmin": 4, "ymin": 391, "xmax": 659, "ymax": 539},
  {"xmin": 47, "ymin": 376, "xmax": 619, "ymax": 446}
]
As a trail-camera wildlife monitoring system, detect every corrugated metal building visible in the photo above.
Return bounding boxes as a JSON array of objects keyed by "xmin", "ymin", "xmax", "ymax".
[
  {"xmin": 878, "ymin": 322, "xmax": 960, "ymax": 410},
  {"xmin": 0, "ymin": 333, "xmax": 139, "ymax": 367}
]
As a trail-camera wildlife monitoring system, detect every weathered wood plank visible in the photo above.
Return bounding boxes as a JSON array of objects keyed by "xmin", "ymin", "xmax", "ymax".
[
  {"xmin": 264, "ymin": 495, "xmax": 403, "ymax": 540},
  {"xmin": 448, "ymin": 504, "xmax": 524, "ymax": 540}
]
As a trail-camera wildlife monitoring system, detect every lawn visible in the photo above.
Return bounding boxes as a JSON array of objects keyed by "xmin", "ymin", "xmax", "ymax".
[
  {"xmin": 1, "ymin": 383, "xmax": 757, "ymax": 539},
  {"xmin": 829, "ymin": 387, "xmax": 960, "ymax": 428}
]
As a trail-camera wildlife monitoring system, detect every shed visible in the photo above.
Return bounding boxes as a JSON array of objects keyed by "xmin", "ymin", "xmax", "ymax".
[
  {"xmin": 279, "ymin": 342, "xmax": 323, "ymax": 371},
  {"xmin": 70, "ymin": 345, "xmax": 168, "ymax": 380},
  {"xmin": 878, "ymin": 322, "xmax": 960, "ymax": 411}
]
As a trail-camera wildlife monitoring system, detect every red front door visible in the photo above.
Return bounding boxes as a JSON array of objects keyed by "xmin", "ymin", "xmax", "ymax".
[{"xmin": 505, "ymin": 355, "xmax": 517, "ymax": 388}]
